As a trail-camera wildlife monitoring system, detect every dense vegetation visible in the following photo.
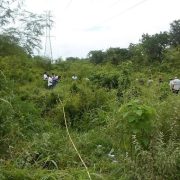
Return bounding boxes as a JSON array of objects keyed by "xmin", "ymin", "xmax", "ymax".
[{"xmin": 0, "ymin": 3, "xmax": 180, "ymax": 178}]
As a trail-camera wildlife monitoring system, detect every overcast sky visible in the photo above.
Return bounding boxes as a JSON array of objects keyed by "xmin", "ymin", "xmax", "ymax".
[{"xmin": 25, "ymin": 0, "xmax": 180, "ymax": 59}]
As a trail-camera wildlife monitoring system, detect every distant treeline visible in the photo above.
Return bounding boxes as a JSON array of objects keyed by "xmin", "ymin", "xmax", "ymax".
[{"xmin": 64, "ymin": 19, "xmax": 180, "ymax": 65}]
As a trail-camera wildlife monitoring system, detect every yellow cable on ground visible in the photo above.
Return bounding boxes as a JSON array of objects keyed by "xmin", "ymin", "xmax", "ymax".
[{"xmin": 59, "ymin": 97, "xmax": 92, "ymax": 180}]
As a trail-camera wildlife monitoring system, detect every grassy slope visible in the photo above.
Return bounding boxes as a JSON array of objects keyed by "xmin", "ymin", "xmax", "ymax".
[{"xmin": 0, "ymin": 53, "xmax": 180, "ymax": 179}]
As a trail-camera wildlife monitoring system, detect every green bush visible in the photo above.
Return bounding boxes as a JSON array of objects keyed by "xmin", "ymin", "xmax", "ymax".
[
  {"xmin": 117, "ymin": 100, "xmax": 156, "ymax": 149},
  {"xmin": 89, "ymin": 71, "xmax": 120, "ymax": 89}
]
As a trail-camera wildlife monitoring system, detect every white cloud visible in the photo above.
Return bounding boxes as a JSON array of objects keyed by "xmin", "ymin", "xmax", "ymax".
[{"xmin": 25, "ymin": 0, "xmax": 180, "ymax": 59}]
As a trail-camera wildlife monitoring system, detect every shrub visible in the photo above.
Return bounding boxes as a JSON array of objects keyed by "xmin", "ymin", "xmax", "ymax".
[
  {"xmin": 118, "ymin": 100, "xmax": 156, "ymax": 149},
  {"xmin": 89, "ymin": 71, "xmax": 119, "ymax": 89}
]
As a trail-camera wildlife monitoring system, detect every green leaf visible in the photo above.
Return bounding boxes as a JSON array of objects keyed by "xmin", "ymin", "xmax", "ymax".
[
  {"xmin": 123, "ymin": 112, "xmax": 129, "ymax": 119},
  {"xmin": 128, "ymin": 116, "xmax": 136, "ymax": 123},
  {"xmin": 136, "ymin": 109, "xmax": 143, "ymax": 116}
]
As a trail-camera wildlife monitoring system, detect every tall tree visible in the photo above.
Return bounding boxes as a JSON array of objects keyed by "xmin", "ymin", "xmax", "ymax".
[
  {"xmin": 169, "ymin": 19, "xmax": 180, "ymax": 47},
  {"xmin": 0, "ymin": 34, "xmax": 26, "ymax": 56},
  {"xmin": 0, "ymin": 0, "xmax": 22, "ymax": 26},
  {"xmin": 0, "ymin": 0, "xmax": 53, "ymax": 55},
  {"xmin": 141, "ymin": 32, "xmax": 170, "ymax": 62},
  {"xmin": 105, "ymin": 47, "xmax": 132, "ymax": 65},
  {"xmin": 128, "ymin": 43, "xmax": 144, "ymax": 63},
  {"xmin": 88, "ymin": 50, "xmax": 105, "ymax": 64}
]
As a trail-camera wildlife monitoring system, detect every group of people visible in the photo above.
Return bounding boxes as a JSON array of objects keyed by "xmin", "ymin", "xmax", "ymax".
[
  {"xmin": 169, "ymin": 77, "xmax": 180, "ymax": 94},
  {"xmin": 43, "ymin": 72, "xmax": 79, "ymax": 89},
  {"xmin": 138, "ymin": 76, "xmax": 180, "ymax": 94},
  {"xmin": 43, "ymin": 72, "xmax": 180, "ymax": 94},
  {"xmin": 43, "ymin": 72, "xmax": 60, "ymax": 88}
]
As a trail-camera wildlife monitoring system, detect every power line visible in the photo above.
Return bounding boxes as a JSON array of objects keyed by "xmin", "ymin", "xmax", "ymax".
[
  {"xmin": 110, "ymin": 0, "xmax": 123, "ymax": 8},
  {"xmin": 96, "ymin": 0, "xmax": 149, "ymax": 25},
  {"xmin": 64, "ymin": 0, "xmax": 73, "ymax": 10}
]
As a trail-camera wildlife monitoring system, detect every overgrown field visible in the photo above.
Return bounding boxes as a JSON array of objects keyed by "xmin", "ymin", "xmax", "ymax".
[{"xmin": 0, "ymin": 51, "xmax": 180, "ymax": 179}]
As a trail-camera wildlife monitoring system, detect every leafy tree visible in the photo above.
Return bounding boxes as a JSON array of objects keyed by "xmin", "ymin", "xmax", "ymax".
[
  {"xmin": 88, "ymin": 50, "xmax": 105, "ymax": 64},
  {"xmin": 105, "ymin": 47, "xmax": 132, "ymax": 65},
  {"xmin": 141, "ymin": 32, "xmax": 170, "ymax": 62},
  {"xmin": 0, "ymin": 0, "xmax": 22, "ymax": 26},
  {"xmin": 0, "ymin": 34, "xmax": 27, "ymax": 57},
  {"xmin": 0, "ymin": 0, "xmax": 53, "ymax": 55},
  {"xmin": 128, "ymin": 43, "xmax": 144, "ymax": 63},
  {"xmin": 169, "ymin": 19, "xmax": 180, "ymax": 47}
]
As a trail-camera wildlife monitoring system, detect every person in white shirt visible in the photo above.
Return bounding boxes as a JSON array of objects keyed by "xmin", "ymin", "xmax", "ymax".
[
  {"xmin": 48, "ymin": 76, "xmax": 53, "ymax": 89},
  {"xmin": 72, "ymin": 74, "xmax": 78, "ymax": 80},
  {"xmin": 54, "ymin": 75, "xmax": 60, "ymax": 82},
  {"xmin": 43, "ymin": 72, "xmax": 48, "ymax": 80},
  {"xmin": 172, "ymin": 77, "xmax": 180, "ymax": 94}
]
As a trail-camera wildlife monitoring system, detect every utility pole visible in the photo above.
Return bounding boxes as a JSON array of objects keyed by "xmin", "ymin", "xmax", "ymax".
[{"xmin": 44, "ymin": 10, "xmax": 54, "ymax": 63}]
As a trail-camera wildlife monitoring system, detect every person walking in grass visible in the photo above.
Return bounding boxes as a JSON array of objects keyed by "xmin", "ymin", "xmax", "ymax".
[
  {"xmin": 53, "ymin": 74, "xmax": 60, "ymax": 86},
  {"xmin": 169, "ymin": 77, "xmax": 180, "ymax": 94},
  {"xmin": 48, "ymin": 75, "xmax": 53, "ymax": 89},
  {"xmin": 169, "ymin": 78, "xmax": 174, "ymax": 91},
  {"xmin": 43, "ymin": 72, "xmax": 48, "ymax": 80},
  {"xmin": 43, "ymin": 72, "xmax": 49, "ymax": 88},
  {"xmin": 172, "ymin": 77, "xmax": 180, "ymax": 94},
  {"xmin": 72, "ymin": 74, "xmax": 78, "ymax": 80}
]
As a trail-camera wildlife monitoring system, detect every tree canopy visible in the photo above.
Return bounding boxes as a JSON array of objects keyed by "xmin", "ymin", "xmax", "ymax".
[
  {"xmin": 169, "ymin": 19, "xmax": 180, "ymax": 47},
  {"xmin": 0, "ymin": 0, "xmax": 53, "ymax": 55},
  {"xmin": 141, "ymin": 32, "xmax": 170, "ymax": 62}
]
